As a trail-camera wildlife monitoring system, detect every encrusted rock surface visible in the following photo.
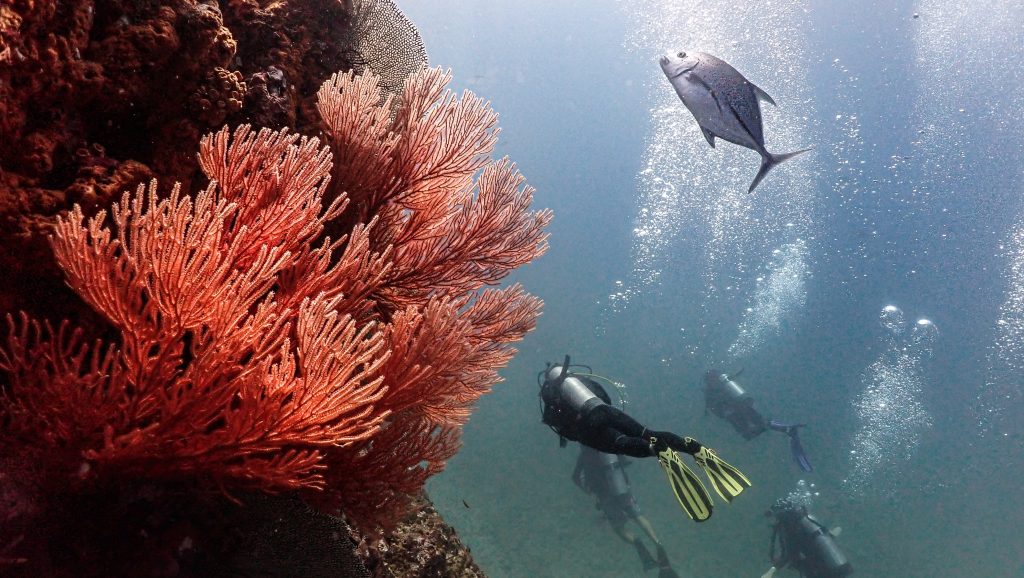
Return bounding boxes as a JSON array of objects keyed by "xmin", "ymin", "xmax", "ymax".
[
  {"xmin": 0, "ymin": 0, "xmax": 364, "ymax": 322},
  {"xmin": 0, "ymin": 2, "xmax": 479, "ymax": 577},
  {"xmin": 358, "ymin": 494, "xmax": 486, "ymax": 578}
]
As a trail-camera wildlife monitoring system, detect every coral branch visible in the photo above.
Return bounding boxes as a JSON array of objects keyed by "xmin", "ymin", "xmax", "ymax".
[
  {"xmin": 319, "ymin": 67, "xmax": 552, "ymax": 313},
  {"xmin": 1, "ymin": 65, "xmax": 550, "ymax": 538}
]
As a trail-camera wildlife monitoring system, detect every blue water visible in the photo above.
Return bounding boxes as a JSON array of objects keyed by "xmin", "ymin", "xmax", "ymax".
[{"xmin": 403, "ymin": 1, "xmax": 1024, "ymax": 576}]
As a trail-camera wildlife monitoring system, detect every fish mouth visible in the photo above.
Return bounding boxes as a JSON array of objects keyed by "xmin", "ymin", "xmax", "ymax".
[{"xmin": 666, "ymin": 63, "xmax": 696, "ymax": 79}]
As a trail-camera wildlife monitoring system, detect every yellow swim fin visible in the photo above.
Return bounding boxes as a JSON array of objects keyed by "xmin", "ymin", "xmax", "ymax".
[
  {"xmin": 657, "ymin": 448, "xmax": 713, "ymax": 522},
  {"xmin": 693, "ymin": 446, "xmax": 752, "ymax": 502}
]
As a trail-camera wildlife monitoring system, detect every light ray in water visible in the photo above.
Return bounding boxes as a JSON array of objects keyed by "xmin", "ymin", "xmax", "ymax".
[
  {"xmin": 910, "ymin": 0, "xmax": 1024, "ymax": 444},
  {"xmin": 978, "ymin": 223, "xmax": 1024, "ymax": 444}
]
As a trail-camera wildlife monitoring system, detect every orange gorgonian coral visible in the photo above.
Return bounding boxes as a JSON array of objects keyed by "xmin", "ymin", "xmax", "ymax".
[{"xmin": 0, "ymin": 67, "xmax": 551, "ymax": 531}]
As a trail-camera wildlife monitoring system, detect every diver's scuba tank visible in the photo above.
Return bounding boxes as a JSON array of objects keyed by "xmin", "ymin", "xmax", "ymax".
[
  {"xmin": 705, "ymin": 370, "xmax": 767, "ymax": 440},
  {"xmin": 706, "ymin": 370, "xmax": 753, "ymax": 406},
  {"xmin": 548, "ymin": 369, "xmax": 603, "ymax": 413},
  {"xmin": 539, "ymin": 356, "xmax": 607, "ymax": 444},
  {"xmin": 541, "ymin": 357, "xmax": 608, "ymax": 415},
  {"xmin": 798, "ymin": 514, "xmax": 853, "ymax": 577}
]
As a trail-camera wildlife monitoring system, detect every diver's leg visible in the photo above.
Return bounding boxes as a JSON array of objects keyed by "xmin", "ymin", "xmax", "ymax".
[
  {"xmin": 647, "ymin": 430, "xmax": 702, "ymax": 455},
  {"xmin": 607, "ymin": 500, "xmax": 657, "ymax": 570},
  {"xmin": 600, "ymin": 405, "xmax": 648, "ymax": 437},
  {"xmin": 634, "ymin": 514, "xmax": 660, "ymax": 545},
  {"xmin": 608, "ymin": 434, "xmax": 653, "ymax": 457},
  {"xmin": 593, "ymin": 406, "xmax": 705, "ymax": 455},
  {"xmin": 588, "ymin": 405, "xmax": 704, "ymax": 456},
  {"xmin": 598, "ymin": 406, "xmax": 697, "ymax": 456},
  {"xmin": 768, "ymin": 419, "xmax": 804, "ymax": 435},
  {"xmin": 619, "ymin": 492, "xmax": 660, "ymax": 544},
  {"xmin": 611, "ymin": 521, "xmax": 636, "ymax": 544},
  {"xmin": 581, "ymin": 406, "xmax": 655, "ymax": 457}
]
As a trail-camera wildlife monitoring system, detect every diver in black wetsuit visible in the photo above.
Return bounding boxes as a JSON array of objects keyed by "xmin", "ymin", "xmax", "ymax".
[
  {"xmin": 703, "ymin": 369, "xmax": 814, "ymax": 472},
  {"xmin": 538, "ymin": 356, "xmax": 751, "ymax": 526},
  {"xmin": 762, "ymin": 497, "xmax": 853, "ymax": 578},
  {"xmin": 539, "ymin": 359, "xmax": 701, "ymax": 458}
]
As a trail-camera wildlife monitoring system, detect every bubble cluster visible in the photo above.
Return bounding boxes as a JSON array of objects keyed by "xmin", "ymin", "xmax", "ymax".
[
  {"xmin": 912, "ymin": 0, "xmax": 1024, "ymax": 446},
  {"xmin": 786, "ymin": 479, "xmax": 818, "ymax": 510},
  {"xmin": 728, "ymin": 239, "xmax": 809, "ymax": 358},
  {"xmin": 845, "ymin": 306, "xmax": 937, "ymax": 496},
  {"xmin": 907, "ymin": 318, "xmax": 939, "ymax": 357},
  {"xmin": 878, "ymin": 304, "xmax": 906, "ymax": 336}
]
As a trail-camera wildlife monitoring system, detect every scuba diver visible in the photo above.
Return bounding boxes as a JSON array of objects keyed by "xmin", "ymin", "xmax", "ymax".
[
  {"xmin": 573, "ymin": 445, "xmax": 680, "ymax": 578},
  {"xmin": 539, "ymin": 355, "xmax": 751, "ymax": 522},
  {"xmin": 703, "ymin": 369, "xmax": 813, "ymax": 472},
  {"xmin": 762, "ymin": 497, "xmax": 853, "ymax": 578}
]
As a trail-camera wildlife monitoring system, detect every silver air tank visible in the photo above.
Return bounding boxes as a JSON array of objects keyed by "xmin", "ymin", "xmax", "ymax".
[
  {"xmin": 717, "ymin": 373, "xmax": 749, "ymax": 403},
  {"xmin": 560, "ymin": 376, "xmax": 600, "ymax": 411},
  {"xmin": 546, "ymin": 365, "xmax": 603, "ymax": 412}
]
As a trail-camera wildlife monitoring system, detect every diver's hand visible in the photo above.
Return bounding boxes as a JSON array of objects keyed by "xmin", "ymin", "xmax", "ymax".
[{"xmin": 760, "ymin": 567, "xmax": 777, "ymax": 578}]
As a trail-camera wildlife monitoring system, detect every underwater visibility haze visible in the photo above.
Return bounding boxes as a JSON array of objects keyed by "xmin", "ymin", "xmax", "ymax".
[
  {"xmin": 0, "ymin": 0, "xmax": 1022, "ymax": 576},
  {"xmin": 405, "ymin": 0, "xmax": 1024, "ymax": 577}
]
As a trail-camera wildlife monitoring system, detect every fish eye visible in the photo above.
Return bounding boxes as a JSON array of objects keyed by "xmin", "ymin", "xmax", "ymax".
[{"xmin": 677, "ymin": 51, "xmax": 686, "ymax": 58}]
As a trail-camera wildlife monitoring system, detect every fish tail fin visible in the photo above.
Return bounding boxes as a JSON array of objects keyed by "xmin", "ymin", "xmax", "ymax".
[{"xmin": 748, "ymin": 147, "xmax": 812, "ymax": 193}]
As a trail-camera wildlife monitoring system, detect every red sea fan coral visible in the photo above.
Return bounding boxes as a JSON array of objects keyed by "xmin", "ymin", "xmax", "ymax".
[
  {"xmin": 312, "ymin": 68, "xmax": 551, "ymax": 526},
  {"xmin": 0, "ymin": 66, "xmax": 551, "ymax": 534},
  {"xmin": 2, "ymin": 133, "xmax": 388, "ymax": 493}
]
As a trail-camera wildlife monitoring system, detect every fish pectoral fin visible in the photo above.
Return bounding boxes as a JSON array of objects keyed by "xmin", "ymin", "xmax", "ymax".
[
  {"xmin": 750, "ymin": 81, "xmax": 777, "ymax": 106},
  {"xmin": 700, "ymin": 126, "xmax": 717, "ymax": 148}
]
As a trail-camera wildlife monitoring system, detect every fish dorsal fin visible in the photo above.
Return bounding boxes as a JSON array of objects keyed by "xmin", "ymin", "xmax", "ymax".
[
  {"xmin": 750, "ymin": 81, "xmax": 776, "ymax": 106},
  {"xmin": 700, "ymin": 126, "xmax": 716, "ymax": 148}
]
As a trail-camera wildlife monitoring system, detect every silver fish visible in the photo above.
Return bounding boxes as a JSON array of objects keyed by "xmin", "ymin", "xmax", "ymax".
[{"xmin": 659, "ymin": 50, "xmax": 810, "ymax": 193}]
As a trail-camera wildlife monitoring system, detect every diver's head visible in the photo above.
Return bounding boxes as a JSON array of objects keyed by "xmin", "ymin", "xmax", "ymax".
[{"xmin": 768, "ymin": 497, "xmax": 807, "ymax": 522}]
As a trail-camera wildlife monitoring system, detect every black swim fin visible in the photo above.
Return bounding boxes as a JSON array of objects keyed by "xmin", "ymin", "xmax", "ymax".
[
  {"xmin": 789, "ymin": 428, "xmax": 813, "ymax": 473},
  {"xmin": 635, "ymin": 541, "xmax": 657, "ymax": 571},
  {"xmin": 656, "ymin": 545, "xmax": 681, "ymax": 578}
]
